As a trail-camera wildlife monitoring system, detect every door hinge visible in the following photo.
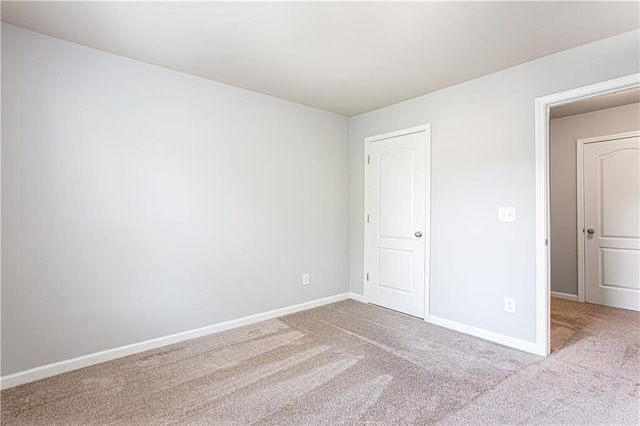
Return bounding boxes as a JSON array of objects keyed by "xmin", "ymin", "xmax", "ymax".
[
  {"xmin": 367, "ymin": 214, "xmax": 370, "ymax": 223},
  {"xmin": 545, "ymin": 239, "xmax": 549, "ymax": 246},
  {"xmin": 367, "ymin": 155, "xmax": 370, "ymax": 164},
  {"xmin": 366, "ymin": 273, "xmax": 369, "ymax": 281}
]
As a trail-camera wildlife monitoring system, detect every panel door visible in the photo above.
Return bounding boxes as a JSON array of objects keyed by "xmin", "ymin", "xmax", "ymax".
[
  {"xmin": 367, "ymin": 130, "xmax": 427, "ymax": 318},
  {"xmin": 584, "ymin": 136, "xmax": 640, "ymax": 311}
]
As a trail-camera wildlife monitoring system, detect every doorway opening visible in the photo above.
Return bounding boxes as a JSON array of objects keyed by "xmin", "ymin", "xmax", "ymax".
[{"xmin": 535, "ymin": 74, "xmax": 640, "ymax": 356}]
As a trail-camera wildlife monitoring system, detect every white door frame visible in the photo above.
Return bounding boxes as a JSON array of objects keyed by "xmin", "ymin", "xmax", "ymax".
[
  {"xmin": 576, "ymin": 130, "xmax": 640, "ymax": 304},
  {"xmin": 534, "ymin": 73, "xmax": 640, "ymax": 356},
  {"xmin": 363, "ymin": 124, "xmax": 431, "ymax": 318}
]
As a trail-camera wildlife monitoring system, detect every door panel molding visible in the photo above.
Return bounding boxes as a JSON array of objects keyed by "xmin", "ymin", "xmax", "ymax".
[{"xmin": 364, "ymin": 124, "xmax": 430, "ymax": 318}]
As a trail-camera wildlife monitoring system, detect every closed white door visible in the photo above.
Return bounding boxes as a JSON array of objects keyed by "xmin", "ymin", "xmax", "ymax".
[
  {"xmin": 583, "ymin": 135, "xmax": 640, "ymax": 311},
  {"xmin": 366, "ymin": 128, "xmax": 429, "ymax": 318}
]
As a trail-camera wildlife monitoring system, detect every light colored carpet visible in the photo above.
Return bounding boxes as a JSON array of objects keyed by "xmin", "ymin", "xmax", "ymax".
[{"xmin": 2, "ymin": 298, "xmax": 639, "ymax": 425}]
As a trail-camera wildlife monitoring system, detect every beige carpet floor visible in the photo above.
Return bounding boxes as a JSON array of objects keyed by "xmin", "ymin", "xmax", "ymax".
[{"xmin": 2, "ymin": 298, "xmax": 639, "ymax": 425}]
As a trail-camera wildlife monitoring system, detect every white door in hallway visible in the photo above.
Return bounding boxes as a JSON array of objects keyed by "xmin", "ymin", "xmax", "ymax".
[
  {"xmin": 583, "ymin": 133, "xmax": 640, "ymax": 311},
  {"xmin": 366, "ymin": 126, "xmax": 429, "ymax": 318}
]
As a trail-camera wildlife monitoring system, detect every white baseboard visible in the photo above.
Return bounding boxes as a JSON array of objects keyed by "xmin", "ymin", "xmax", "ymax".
[
  {"xmin": 551, "ymin": 291, "xmax": 578, "ymax": 302},
  {"xmin": 0, "ymin": 292, "xmax": 351, "ymax": 390},
  {"xmin": 346, "ymin": 295, "xmax": 540, "ymax": 355},
  {"xmin": 426, "ymin": 314, "xmax": 540, "ymax": 355},
  {"xmin": 348, "ymin": 292, "xmax": 365, "ymax": 303}
]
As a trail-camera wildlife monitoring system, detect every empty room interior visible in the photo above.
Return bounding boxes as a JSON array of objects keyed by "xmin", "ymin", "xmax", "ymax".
[{"xmin": 1, "ymin": 1, "xmax": 639, "ymax": 425}]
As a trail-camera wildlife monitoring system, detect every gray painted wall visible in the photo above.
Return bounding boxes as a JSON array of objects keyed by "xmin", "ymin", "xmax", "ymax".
[
  {"xmin": 549, "ymin": 103, "xmax": 640, "ymax": 296},
  {"xmin": 349, "ymin": 30, "xmax": 640, "ymax": 343},
  {"xmin": 1, "ymin": 24, "xmax": 349, "ymax": 375}
]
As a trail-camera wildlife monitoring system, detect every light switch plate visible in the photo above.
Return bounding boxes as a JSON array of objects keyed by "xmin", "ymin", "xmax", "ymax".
[{"xmin": 498, "ymin": 207, "xmax": 516, "ymax": 222}]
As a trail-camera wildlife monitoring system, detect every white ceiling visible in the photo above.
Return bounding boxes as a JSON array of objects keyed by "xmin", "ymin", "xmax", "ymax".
[
  {"xmin": 551, "ymin": 87, "xmax": 640, "ymax": 119},
  {"xmin": 2, "ymin": 1, "xmax": 639, "ymax": 117}
]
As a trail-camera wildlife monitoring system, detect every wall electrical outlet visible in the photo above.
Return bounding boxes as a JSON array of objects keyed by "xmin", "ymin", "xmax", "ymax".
[
  {"xmin": 302, "ymin": 273, "xmax": 310, "ymax": 286},
  {"xmin": 504, "ymin": 297, "xmax": 516, "ymax": 313}
]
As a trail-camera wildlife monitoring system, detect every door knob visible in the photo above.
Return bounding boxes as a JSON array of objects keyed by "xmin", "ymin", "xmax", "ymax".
[
  {"xmin": 415, "ymin": 231, "xmax": 423, "ymax": 238},
  {"xmin": 587, "ymin": 228, "xmax": 595, "ymax": 235}
]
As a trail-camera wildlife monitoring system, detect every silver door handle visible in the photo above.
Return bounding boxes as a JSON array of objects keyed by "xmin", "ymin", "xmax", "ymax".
[
  {"xmin": 415, "ymin": 231, "xmax": 422, "ymax": 238},
  {"xmin": 587, "ymin": 228, "xmax": 595, "ymax": 235}
]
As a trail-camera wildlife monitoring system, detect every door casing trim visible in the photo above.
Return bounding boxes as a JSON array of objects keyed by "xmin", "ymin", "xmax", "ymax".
[
  {"xmin": 363, "ymin": 124, "xmax": 431, "ymax": 319},
  {"xmin": 535, "ymin": 73, "xmax": 640, "ymax": 356}
]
